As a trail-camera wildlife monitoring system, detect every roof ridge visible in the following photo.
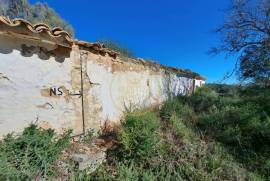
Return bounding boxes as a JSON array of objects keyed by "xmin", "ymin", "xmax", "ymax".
[
  {"xmin": 0, "ymin": 16, "xmax": 119, "ymax": 57},
  {"xmin": 0, "ymin": 16, "xmax": 72, "ymax": 41}
]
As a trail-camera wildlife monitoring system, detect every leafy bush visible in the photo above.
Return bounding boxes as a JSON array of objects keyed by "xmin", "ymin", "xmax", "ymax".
[
  {"xmin": 207, "ymin": 83, "xmax": 240, "ymax": 97},
  {"xmin": 188, "ymin": 85, "xmax": 270, "ymax": 178},
  {"xmin": 160, "ymin": 97, "xmax": 195, "ymax": 123},
  {"xmin": 116, "ymin": 111, "xmax": 160, "ymax": 161},
  {"xmin": 81, "ymin": 129, "xmax": 95, "ymax": 143},
  {"xmin": 169, "ymin": 115, "xmax": 195, "ymax": 140},
  {"xmin": 87, "ymin": 106, "xmax": 258, "ymax": 180},
  {"xmin": 160, "ymin": 114, "xmax": 255, "ymax": 181},
  {"xmin": 159, "ymin": 85, "xmax": 270, "ymax": 179},
  {"xmin": 0, "ymin": 124, "xmax": 71, "ymax": 180}
]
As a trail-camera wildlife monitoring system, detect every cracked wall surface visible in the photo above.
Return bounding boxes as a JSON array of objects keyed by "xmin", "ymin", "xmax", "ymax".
[{"xmin": 0, "ymin": 35, "xmax": 83, "ymax": 138}]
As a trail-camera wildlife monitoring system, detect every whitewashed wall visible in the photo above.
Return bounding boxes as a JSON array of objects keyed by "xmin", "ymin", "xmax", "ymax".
[
  {"xmin": 195, "ymin": 79, "xmax": 205, "ymax": 89},
  {"xmin": 83, "ymin": 54, "xmax": 194, "ymax": 130},
  {"xmin": 0, "ymin": 36, "xmax": 202, "ymax": 137},
  {"xmin": 0, "ymin": 36, "xmax": 83, "ymax": 138}
]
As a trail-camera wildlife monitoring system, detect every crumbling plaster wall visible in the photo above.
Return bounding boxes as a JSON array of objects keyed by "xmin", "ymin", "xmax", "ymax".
[
  {"xmin": 0, "ymin": 36, "xmax": 83, "ymax": 138},
  {"xmin": 0, "ymin": 36, "xmax": 199, "ymax": 138},
  {"xmin": 195, "ymin": 79, "xmax": 205, "ymax": 88},
  {"xmin": 82, "ymin": 50, "xmax": 194, "ymax": 131}
]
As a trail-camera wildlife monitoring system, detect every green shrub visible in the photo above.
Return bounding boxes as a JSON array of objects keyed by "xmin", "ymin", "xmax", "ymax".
[
  {"xmin": 86, "ymin": 85, "xmax": 269, "ymax": 180},
  {"xmin": 169, "ymin": 115, "xmax": 195, "ymax": 140},
  {"xmin": 207, "ymin": 83, "xmax": 240, "ymax": 97},
  {"xmin": 189, "ymin": 86, "xmax": 270, "ymax": 178},
  {"xmin": 160, "ymin": 97, "xmax": 195, "ymax": 123},
  {"xmin": 159, "ymin": 115, "xmax": 253, "ymax": 181},
  {"xmin": 81, "ymin": 129, "xmax": 95, "ymax": 143},
  {"xmin": 160, "ymin": 97, "xmax": 184, "ymax": 120},
  {"xmin": 0, "ymin": 124, "xmax": 71, "ymax": 180},
  {"xmin": 189, "ymin": 86, "xmax": 222, "ymax": 113},
  {"xmin": 116, "ymin": 111, "xmax": 160, "ymax": 161},
  {"xmin": 159, "ymin": 85, "xmax": 270, "ymax": 179},
  {"xmin": 88, "ymin": 108, "xmax": 258, "ymax": 180}
]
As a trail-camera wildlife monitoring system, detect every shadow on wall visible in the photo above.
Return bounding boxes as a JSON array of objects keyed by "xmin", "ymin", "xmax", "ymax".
[{"xmin": 0, "ymin": 37, "xmax": 70, "ymax": 63}]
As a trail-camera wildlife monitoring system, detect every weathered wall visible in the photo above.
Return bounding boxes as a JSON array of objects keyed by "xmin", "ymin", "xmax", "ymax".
[
  {"xmin": 0, "ymin": 36, "xmax": 84, "ymax": 137},
  {"xmin": 195, "ymin": 79, "xmax": 205, "ymax": 89},
  {"xmin": 81, "ymin": 51, "xmax": 195, "ymax": 131},
  {"xmin": 0, "ymin": 35, "xmax": 203, "ymax": 138}
]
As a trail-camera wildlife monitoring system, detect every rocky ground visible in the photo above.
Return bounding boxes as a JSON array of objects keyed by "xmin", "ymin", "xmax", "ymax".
[{"xmin": 53, "ymin": 135, "xmax": 114, "ymax": 180}]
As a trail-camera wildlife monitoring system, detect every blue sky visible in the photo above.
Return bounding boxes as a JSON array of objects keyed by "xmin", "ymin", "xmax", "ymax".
[{"xmin": 30, "ymin": 0, "xmax": 237, "ymax": 83}]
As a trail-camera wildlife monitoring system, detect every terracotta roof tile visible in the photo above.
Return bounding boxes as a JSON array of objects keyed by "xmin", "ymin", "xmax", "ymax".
[{"xmin": 0, "ymin": 16, "xmax": 72, "ymax": 41}]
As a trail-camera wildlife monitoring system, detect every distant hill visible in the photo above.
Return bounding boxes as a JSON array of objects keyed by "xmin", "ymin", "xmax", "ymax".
[{"xmin": 0, "ymin": 0, "xmax": 74, "ymax": 36}]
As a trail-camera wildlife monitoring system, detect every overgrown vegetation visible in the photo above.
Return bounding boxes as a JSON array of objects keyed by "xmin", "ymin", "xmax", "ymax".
[
  {"xmin": 0, "ymin": 0, "xmax": 74, "ymax": 35},
  {"xmin": 0, "ymin": 85, "xmax": 269, "ymax": 180},
  {"xmin": 0, "ymin": 125, "xmax": 71, "ymax": 180},
  {"xmin": 161, "ymin": 85, "xmax": 270, "ymax": 180},
  {"xmin": 77, "ymin": 84, "xmax": 268, "ymax": 180}
]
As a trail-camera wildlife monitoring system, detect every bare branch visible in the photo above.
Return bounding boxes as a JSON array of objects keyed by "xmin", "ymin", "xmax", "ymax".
[{"xmin": 212, "ymin": 0, "xmax": 270, "ymax": 85}]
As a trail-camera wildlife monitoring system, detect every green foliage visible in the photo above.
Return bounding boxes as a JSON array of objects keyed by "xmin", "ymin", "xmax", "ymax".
[
  {"xmin": 87, "ymin": 100, "xmax": 259, "ymax": 180},
  {"xmin": 184, "ymin": 85, "xmax": 270, "ymax": 179},
  {"xmin": 4, "ymin": 84, "xmax": 267, "ymax": 180},
  {"xmin": 116, "ymin": 111, "xmax": 160, "ymax": 161},
  {"xmin": 81, "ymin": 129, "xmax": 95, "ymax": 143},
  {"xmin": 0, "ymin": 0, "xmax": 74, "ymax": 36},
  {"xmin": 0, "ymin": 124, "xmax": 71, "ymax": 180},
  {"xmin": 159, "ymin": 110, "xmax": 254, "ymax": 180},
  {"xmin": 207, "ymin": 83, "xmax": 240, "ymax": 97},
  {"xmin": 239, "ymin": 46, "xmax": 270, "ymax": 86},
  {"xmin": 160, "ymin": 97, "xmax": 195, "ymax": 125},
  {"xmin": 170, "ymin": 115, "xmax": 195, "ymax": 140},
  {"xmin": 212, "ymin": 0, "xmax": 270, "ymax": 86},
  {"xmin": 97, "ymin": 39, "xmax": 134, "ymax": 59}
]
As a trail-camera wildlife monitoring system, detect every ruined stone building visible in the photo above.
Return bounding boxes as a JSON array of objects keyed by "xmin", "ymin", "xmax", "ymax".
[{"xmin": 0, "ymin": 17, "xmax": 205, "ymax": 138}]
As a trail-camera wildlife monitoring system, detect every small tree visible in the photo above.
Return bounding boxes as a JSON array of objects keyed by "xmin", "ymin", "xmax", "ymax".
[{"xmin": 212, "ymin": 0, "xmax": 270, "ymax": 86}]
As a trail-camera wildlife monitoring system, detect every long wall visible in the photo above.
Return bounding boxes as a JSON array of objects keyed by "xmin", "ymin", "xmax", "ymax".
[
  {"xmin": 83, "ymin": 49, "xmax": 196, "ymax": 131},
  {"xmin": 0, "ymin": 34, "xmax": 204, "ymax": 138}
]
